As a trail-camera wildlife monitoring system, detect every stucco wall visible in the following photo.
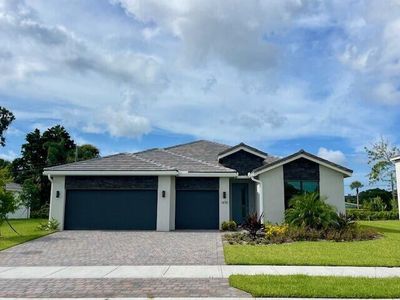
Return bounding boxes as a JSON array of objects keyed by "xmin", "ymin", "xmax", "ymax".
[
  {"xmin": 49, "ymin": 176, "xmax": 66, "ymax": 230},
  {"xmin": 157, "ymin": 175, "xmax": 174, "ymax": 231},
  {"xmin": 259, "ymin": 166, "xmax": 285, "ymax": 223},
  {"xmin": 396, "ymin": 162, "xmax": 400, "ymax": 218},
  {"xmin": 219, "ymin": 177, "xmax": 230, "ymax": 228},
  {"xmin": 319, "ymin": 165, "xmax": 345, "ymax": 214}
]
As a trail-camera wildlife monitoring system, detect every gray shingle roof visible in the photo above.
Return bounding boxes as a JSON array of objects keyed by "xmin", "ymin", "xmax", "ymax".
[
  {"xmin": 44, "ymin": 140, "xmax": 237, "ymax": 173},
  {"xmin": 44, "ymin": 153, "xmax": 175, "ymax": 172}
]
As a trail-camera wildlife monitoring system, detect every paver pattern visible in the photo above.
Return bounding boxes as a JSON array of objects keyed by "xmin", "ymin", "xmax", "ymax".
[
  {"xmin": 0, "ymin": 278, "xmax": 249, "ymax": 298},
  {"xmin": 0, "ymin": 231, "xmax": 225, "ymax": 266}
]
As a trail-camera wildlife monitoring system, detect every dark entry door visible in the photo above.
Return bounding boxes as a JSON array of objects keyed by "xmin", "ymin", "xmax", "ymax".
[
  {"xmin": 65, "ymin": 190, "xmax": 157, "ymax": 230},
  {"xmin": 175, "ymin": 190, "xmax": 219, "ymax": 230},
  {"xmin": 232, "ymin": 183, "xmax": 249, "ymax": 225}
]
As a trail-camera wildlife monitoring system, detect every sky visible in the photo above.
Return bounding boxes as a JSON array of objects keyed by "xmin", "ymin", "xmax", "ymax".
[{"xmin": 0, "ymin": 0, "xmax": 399, "ymax": 194}]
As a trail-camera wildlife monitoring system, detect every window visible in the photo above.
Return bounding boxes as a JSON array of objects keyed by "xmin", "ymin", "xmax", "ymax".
[{"xmin": 284, "ymin": 180, "xmax": 319, "ymax": 208}]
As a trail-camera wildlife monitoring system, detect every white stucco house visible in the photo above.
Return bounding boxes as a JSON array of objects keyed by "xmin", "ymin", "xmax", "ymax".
[
  {"xmin": 43, "ymin": 140, "xmax": 352, "ymax": 231},
  {"xmin": 5, "ymin": 182, "xmax": 30, "ymax": 219},
  {"xmin": 391, "ymin": 154, "xmax": 400, "ymax": 218}
]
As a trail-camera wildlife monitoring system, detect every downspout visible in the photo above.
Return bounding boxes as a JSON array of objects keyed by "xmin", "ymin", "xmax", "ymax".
[
  {"xmin": 249, "ymin": 172, "xmax": 263, "ymax": 223},
  {"xmin": 47, "ymin": 174, "xmax": 53, "ymax": 221}
]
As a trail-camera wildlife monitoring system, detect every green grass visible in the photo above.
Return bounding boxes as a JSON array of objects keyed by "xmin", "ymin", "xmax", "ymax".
[
  {"xmin": 229, "ymin": 275, "xmax": 400, "ymax": 298},
  {"xmin": 0, "ymin": 219, "xmax": 54, "ymax": 251},
  {"xmin": 224, "ymin": 220, "xmax": 400, "ymax": 266}
]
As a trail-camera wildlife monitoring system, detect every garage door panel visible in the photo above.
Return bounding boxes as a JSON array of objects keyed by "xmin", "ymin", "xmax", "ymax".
[
  {"xmin": 65, "ymin": 190, "xmax": 157, "ymax": 230},
  {"xmin": 175, "ymin": 190, "xmax": 219, "ymax": 230}
]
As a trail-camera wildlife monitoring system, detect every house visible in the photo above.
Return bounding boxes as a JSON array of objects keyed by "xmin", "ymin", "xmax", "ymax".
[
  {"xmin": 391, "ymin": 154, "xmax": 400, "ymax": 218},
  {"xmin": 5, "ymin": 182, "xmax": 30, "ymax": 219},
  {"xmin": 43, "ymin": 140, "xmax": 352, "ymax": 231}
]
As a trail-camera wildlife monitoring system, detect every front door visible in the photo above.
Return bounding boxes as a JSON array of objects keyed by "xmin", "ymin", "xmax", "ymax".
[{"xmin": 232, "ymin": 183, "xmax": 249, "ymax": 225}]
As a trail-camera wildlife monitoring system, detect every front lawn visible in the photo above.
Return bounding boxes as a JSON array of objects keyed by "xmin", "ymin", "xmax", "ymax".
[
  {"xmin": 224, "ymin": 220, "xmax": 400, "ymax": 266},
  {"xmin": 0, "ymin": 219, "xmax": 54, "ymax": 251},
  {"xmin": 229, "ymin": 274, "xmax": 400, "ymax": 298}
]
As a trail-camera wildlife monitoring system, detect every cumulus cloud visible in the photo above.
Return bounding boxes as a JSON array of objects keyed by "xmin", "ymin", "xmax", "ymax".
[
  {"xmin": 317, "ymin": 147, "xmax": 346, "ymax": 165},
  {"xmin": 0, "ymin": 0, "xmax": 399, "ymax": 146}
]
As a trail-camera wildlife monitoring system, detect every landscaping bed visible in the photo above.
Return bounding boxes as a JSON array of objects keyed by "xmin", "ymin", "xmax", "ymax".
[
  {"xmin": 229, "ymin": 274, "xmax": 400, "ymax": 298},
  {"xmin": 224, "ymin": 220, "xmax": 400, "ymax": 266},
  {"xmin": 0, "ymin": 219, "xmax": 54, "ymax": 251}
]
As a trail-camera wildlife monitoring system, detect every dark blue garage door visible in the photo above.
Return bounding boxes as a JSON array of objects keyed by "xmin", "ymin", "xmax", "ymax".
[
  {"xmin": 175, "ymin": 190, "xmax": 219, "ymax": 230},
  {"xmin": 65, "ymin": 190, "xmax": 157, "ymax": 230}
]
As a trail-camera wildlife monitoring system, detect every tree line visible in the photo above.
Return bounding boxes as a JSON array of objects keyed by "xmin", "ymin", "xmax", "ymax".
[{"xmin": 0, "ymin": 106, "xmax": 100, "ymax": 216}]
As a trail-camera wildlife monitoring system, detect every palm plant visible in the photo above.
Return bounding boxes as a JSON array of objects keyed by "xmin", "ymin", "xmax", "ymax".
[
  {"xmin": 350, "ymin": 181, "xmax": 364, "ymax": 209},
  {"xmin": 285, "ymin": 192, "xmax": 337, "ymax": 230}
]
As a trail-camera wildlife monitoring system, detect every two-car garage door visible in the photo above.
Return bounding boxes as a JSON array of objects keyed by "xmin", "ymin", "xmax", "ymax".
[
  {"xmin": 65, "ymin": 190, "xmax": 157, "ymax": 230},
  {"xmin": 64, "ymin": 176, "xmax": 157, "ymax": 230}
]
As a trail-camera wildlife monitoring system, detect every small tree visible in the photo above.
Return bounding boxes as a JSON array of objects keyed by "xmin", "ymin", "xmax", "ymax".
[
  {"xmin": 0, "ymin": 167, "xmax": 18, "ymax": 236},
  {"xmin": 365, "ymin": 137, "xmax": 398, "ymax": 202},
  {"xmin": 19, "ymin": 179, "xmax": 40, "ymax": 211},
  {"xmin": 350, "ymin": 181, "xmax": 364, "ymax": 209}
]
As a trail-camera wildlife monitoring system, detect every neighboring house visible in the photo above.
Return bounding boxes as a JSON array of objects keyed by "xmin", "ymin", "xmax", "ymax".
[
  {"xmin": 5, "ymin": 183, "xmax": 30, "ymax": 219},
  {"xmin": 391, "ymin": 154, "xmax": 400, "ymax": 218},
  {"xmin": 43, "ymin": 140, "xmax": 353, "ymax": 231}
]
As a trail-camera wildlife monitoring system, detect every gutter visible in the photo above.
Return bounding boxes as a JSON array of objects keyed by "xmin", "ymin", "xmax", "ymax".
[{"xmin": 249, "ymin": 172, "xmax": 263, "ymax": 222}]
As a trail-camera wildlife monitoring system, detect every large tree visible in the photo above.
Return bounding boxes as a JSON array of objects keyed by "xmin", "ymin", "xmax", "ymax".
[
  {"xmin": 365, "ymin": 137, "xmax": 399, "ymax": 202},
  {"xmin": 68, "ymin": 144, "xmax": 100, "ymax": 162},
  {"xmin": 11, "ymin": 125, "xmax": 76, "ymax": 209},
  {"xmin": 0, "ymin": 106, "xmax": 15, "ymax": 147}
]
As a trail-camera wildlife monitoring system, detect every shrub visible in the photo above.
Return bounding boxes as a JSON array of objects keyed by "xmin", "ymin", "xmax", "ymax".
[
  {"xmin": 285, "ymin": 192, "xmax": 338, "ymax": 230},
  {"xmin": 265, "ymin": 224, "xmax": 289, "ymax": 238},
  {"xmin": 37, "ymin": 218, "xmax": 59, "ymax": 231},
  {"xmin": 364, "ymin": 196, "xmax": 386, "ymax": 211},
  {"xmin": 242, "ymin": 213, "xmax": 264, "ymax": 239},
  {"xmin": 221, "ymin": 220, "xmax": 237, "ymax": 231},
  {"xmin": 31, "ymin": 203, "xmax": 49, "ymax": 219}
]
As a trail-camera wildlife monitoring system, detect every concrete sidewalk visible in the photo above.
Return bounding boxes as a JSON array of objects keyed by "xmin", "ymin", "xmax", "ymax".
[{"xmin": 0, "ymin": 265, "xmax": 400, "ymax": 279}]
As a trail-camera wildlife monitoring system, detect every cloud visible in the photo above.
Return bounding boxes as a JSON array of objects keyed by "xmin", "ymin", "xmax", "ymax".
[
  {"xmin": 317, "ymin": 147, "xmax": 346, "ymax": 165},
  {"xmin": 0, "ymin": 150, "xmax": 17, "ymax": 161},
  {"xmin": 0, "ymin": 0, "xmax": 399, "ymax": 149},
  {"xmin": 114, "ymin": 0, "xmax": 304, "ymax": 71}
]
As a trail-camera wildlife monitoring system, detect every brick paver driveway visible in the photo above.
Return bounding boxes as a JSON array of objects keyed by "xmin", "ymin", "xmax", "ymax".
[{"xmin": 0, "ymin": 231, "xmax": 225, "ymax": 266}]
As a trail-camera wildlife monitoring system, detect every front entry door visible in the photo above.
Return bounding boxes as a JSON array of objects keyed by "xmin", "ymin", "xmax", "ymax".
[{"xmin": 232, "ymin": 183, "xmax": 249, "ymax": 225}]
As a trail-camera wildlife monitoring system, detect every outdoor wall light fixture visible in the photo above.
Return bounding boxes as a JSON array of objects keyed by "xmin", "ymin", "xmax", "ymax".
[
  {"xmin": 223, "ymin": 191, "xmax": 226, "ymax": 199},
  {"xmin": 162, "ymin": 190, "xmax": 166, "ymax": 198},
  {"xmin": 56, "ymin": 191, "xmax": 60, "ymax": 198}
]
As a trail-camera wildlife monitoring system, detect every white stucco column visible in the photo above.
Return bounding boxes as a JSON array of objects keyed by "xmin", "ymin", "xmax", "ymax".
[
  {"xmin": 319, "ymin": 165, "xmax": 346, "ymax": 214},
  {"xmin": 157, "ymin": 176, "xmax": 175, "ymax": 231},
  {"xmin": 260, "ymin": 166, "xmax": 285, "ymax": 224},
  {"xmin": 48, "ymin": 176, "xmax": 66, "ymax": 230},
  {"xmin": 395, "ymin": 161, "xmax": 400, "ymax": 219},
  {"xmin": 219, "ymin": 177, "xmax": 230, "ymax": 228}
]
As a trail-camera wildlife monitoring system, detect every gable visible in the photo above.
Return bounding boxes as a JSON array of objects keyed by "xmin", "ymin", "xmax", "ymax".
[{"xmin": 219, "ymin": 150, "xmax": 265, "ymax": 175}]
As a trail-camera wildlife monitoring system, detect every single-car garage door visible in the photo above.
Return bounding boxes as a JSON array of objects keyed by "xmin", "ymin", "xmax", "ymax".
[
  {"xmin": 175, "ymin": 177, "xmax": 219, "ymax": 230},
  {"xmin": 64, "ymin": 176, "xmax": 158, "ymax": 230}
]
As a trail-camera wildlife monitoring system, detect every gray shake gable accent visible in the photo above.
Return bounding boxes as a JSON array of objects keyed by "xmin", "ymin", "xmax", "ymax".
[{"xmin": 44, "ymin": 140, "xmax": 353, "ymax": 231}]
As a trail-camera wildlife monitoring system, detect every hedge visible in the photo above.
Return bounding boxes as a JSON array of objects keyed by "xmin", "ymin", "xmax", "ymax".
[{"xmin": 346, "ymin": 209, "xmax": 399, "ymax": 221}]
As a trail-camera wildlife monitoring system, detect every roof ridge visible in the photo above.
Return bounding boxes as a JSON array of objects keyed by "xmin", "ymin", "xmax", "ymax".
[
  {"xmin": 161, "ymin": 148, "xmax": 230, "ymax": 171},
  {"xmin": 164, "ymin": 139, "xmax": 230, "ymax": 150},
  {"xmin": 129, "ymin": 153, "xmax": 175, "ymax": 170}
]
